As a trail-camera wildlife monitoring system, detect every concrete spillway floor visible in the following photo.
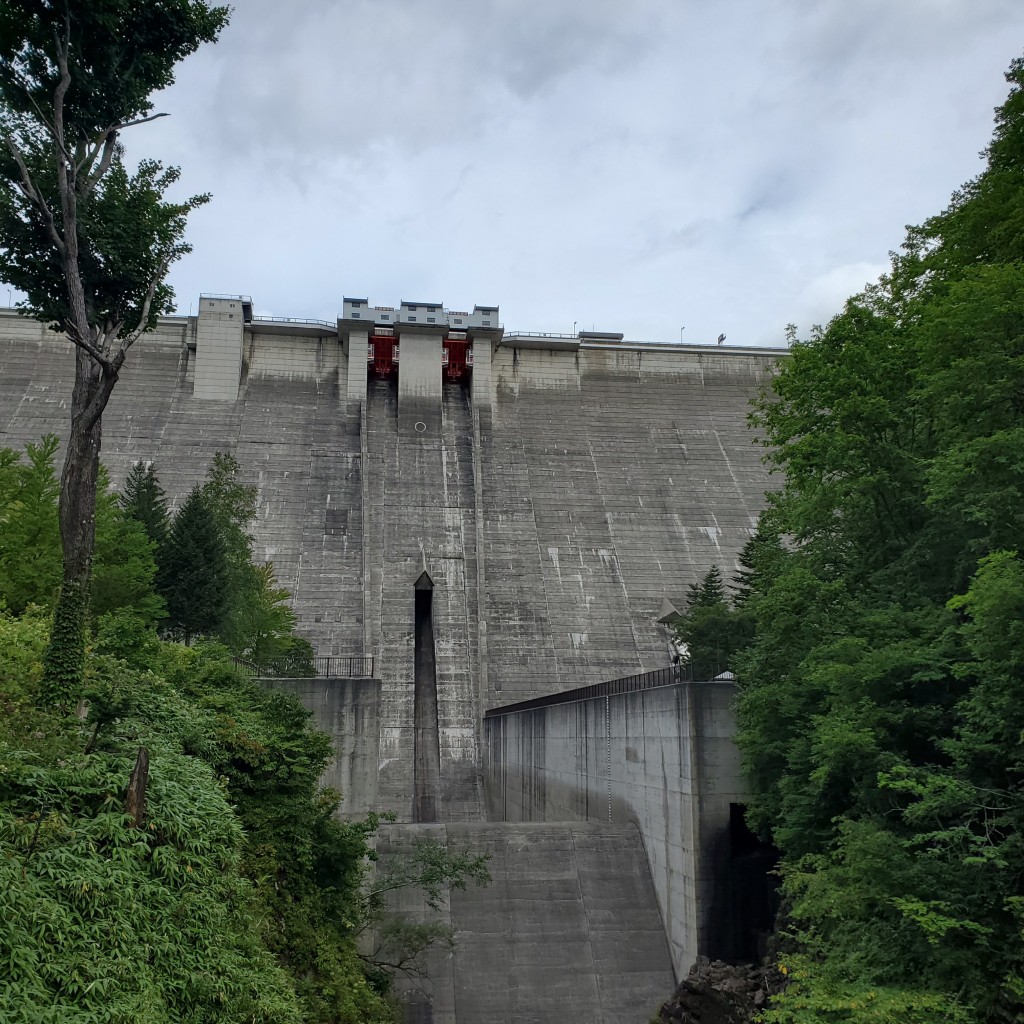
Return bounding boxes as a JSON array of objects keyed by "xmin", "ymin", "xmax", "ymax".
[{"xmin": 376, "ymin": 822, "xmax": 675, "ymax": 1024}]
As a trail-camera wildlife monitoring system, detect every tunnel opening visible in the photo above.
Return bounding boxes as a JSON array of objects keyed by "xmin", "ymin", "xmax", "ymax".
[
  {"xmin": 413, "ymin": 571, "xmax": 441, "ymax": 822},
  {"xmin": 707, "ymin": 803, "xmax": 780, "ymax": 962}
]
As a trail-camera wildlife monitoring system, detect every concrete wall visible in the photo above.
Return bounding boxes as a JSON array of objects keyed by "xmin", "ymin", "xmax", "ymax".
[
  {"xmin": 483, "ymin": 680, "xmax": 745, "ymax": 977},
  {"xmin": 0, "ymin": 314, "xmax": 779, "ymax": 823},
  {"xmin": 375, "ymin": 822, "xmax": 675, "ymax": 1024},
  {"xmin": 397, "ymin": 330, "xmax": 443, "ymax": 434},
  {"xmin": 479, "ymin": 343, "xmax": 779, "ymax": 703},
  {"xmin": 363, "ymin": 379, "xmax": 483, "ymax": 822},
  {"xmin": 194, "ymin": 297, "xmax": 244, "ymax": 400},
  {"xmin": 265, "ymin": 676, "xmax": 381, "ymax": 817}
]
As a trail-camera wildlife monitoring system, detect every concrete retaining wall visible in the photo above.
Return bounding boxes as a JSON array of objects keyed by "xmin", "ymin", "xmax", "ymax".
[
  {"xmin": 265, "ymin": 676, "xmax": 380, "ymax": 817},
  {"xmin": 376, "ymin": 822, "xmax": 676, "ymax": 1024},
  {"xmin": 483, "ymin": 680, "xmax": 744, "ymax": 976}
]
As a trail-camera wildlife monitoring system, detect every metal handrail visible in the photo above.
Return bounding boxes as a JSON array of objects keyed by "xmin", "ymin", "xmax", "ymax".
[
  {"xmin": 232, "ymin": 654, "xmax": 376, "ymax": 678},
  {"xmin": 200, "ymin": 292, "xmax": 253, "ymax": 302},
  {"xmin": 252, "ymin": 315, "xmax": 337, "ymax": 329},
  {"xmin": 504, "ymin": 331, "xmax": 576, "ymax": 340},
  {"xmin": 483, "ymin": 663, "xmax": 730, "ymax": 718}
]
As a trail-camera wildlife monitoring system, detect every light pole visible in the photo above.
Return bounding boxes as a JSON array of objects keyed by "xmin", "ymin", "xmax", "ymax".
[
  {"xmin": 680, "ymin": 326, "xmax": 685, "ymax": 343},
  {"xmin": 572, "ymin": 320, "xmax": 577, "ymax": 336}
]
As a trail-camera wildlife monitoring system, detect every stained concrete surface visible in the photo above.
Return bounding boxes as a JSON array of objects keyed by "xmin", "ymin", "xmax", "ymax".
[
  {"xmin": 264, "ymin": 677, "xmax": 380, "ymax": 816},
  {"xmin": 0, "ymin": 316, "xmax": 781, "ymax": 721},
  {"xmin": 376, "ymin": 822, "xmax": 675, "ymax": 1024},
  {"xmin": 484, "ymin": 680, "xmax": 743, "ymax": 977}
]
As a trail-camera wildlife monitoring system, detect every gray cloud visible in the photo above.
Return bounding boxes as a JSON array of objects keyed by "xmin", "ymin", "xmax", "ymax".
[{"xmin": 124, "ymin": 0, "xmax": 1024, "ymax": 345}]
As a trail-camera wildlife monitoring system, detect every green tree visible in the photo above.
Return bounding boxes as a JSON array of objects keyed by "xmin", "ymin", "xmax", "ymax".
[
  {"xmin": 119, "ymin": 460, "xmax": 169, "ymax": 551},
  {"xmin": 159, "ymin": 486, "xmax": 228, "ymax": 643},
  {"xmin": 0, "ymin": 0, "xmax": 228, "ymax": 702},
  {"xmin": 0, "ymin": 435, "xmax": 61, "ymax": 612},
  {"xmin": 92, "ymin": 468, "xmax": 165, "ymax": 625},
  {"xmin": 240, "ymin": 562, "xmax": 306, "ymax": 669},
  {"xmin": 737, "ymin": 55, "xmax": 1024, "ymax": 1024},
  {"xmin": 198, "ymin": 452, "xmax": 261, "ymax": 651},
  {"xmin": 675, "ymin": 566, "xmax": 744, "ymax": 679}
]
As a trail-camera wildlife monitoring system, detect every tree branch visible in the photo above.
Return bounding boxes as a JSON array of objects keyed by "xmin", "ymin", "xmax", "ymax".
[
  {"xmin": 116, "ymin": 111, "xmax": 170, "ymax": 133},
  {"xmin": 68, "ymin": 330, "xmax": 115, "ymax": 374},
  {"xmin": 116, "ymin": 258, "xmax": 171, "ymax": 364},
  {"xmin": 76, "ymin": 113, "xmax": 168, "ymax": 197},
  {"xmin": 1, "ymin": 133, "xmax": 66, "ymax": 255}
]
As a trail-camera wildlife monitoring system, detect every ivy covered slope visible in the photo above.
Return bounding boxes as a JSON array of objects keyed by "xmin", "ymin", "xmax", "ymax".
[{"xmin": 733, "ymin": 57, "xmax": 1024, "ymax": 1023}]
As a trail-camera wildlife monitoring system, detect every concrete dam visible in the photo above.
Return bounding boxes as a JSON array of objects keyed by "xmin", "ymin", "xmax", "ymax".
[{"xmin": 0, "ymin": 295, "xmax": 784, "ymax": 1022}]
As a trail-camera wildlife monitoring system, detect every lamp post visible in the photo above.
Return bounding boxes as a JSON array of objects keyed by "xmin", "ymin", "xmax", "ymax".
[{"xmin": 680, "ymin": 326, "xmax": 685, "ymax": 343}]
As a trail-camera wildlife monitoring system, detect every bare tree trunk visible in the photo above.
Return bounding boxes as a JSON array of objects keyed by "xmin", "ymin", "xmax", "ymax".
[
  {"xmin": 125, "ymin": 746, "xmax": 150, "ymax": 828},
  {"xmin": 41, "ymin": 346, "xmax": 117, "ymax": 705}
]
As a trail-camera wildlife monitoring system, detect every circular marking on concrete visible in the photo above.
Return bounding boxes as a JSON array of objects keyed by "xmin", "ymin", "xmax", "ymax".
[{"xmin": 414, "ymin": 421, "xmax": 427, "ymax": 433}]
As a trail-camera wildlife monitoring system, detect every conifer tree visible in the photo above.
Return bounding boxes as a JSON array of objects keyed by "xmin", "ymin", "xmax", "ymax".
[
  {"xmin": 198, "ymin": 452, "xmax": 260, "ymax": 652},
  {"xmin": 676, "ymin": 566, "xmax": 735, "ymax": 679},
  {"xmin": 92, "ymin": 471, "xmax": 164, "ymax": 625},
  {"xmin": 119, "ymin": 461, "xmax": 169, "ymax": 551},
  {"xmin": 158, "ymin": 487, "xmax": 228, "ymax": 643}
]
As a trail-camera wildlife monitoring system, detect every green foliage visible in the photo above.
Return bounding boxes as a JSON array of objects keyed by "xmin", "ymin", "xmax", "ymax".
[
  {"xmin": 94, "ymin": 608, "xmax": 162, "ymax": 670},
  {"xmin": 38, "ymin": 576, "xmax": 86, "ymax": 709},
  {"xmin": 2, "ymin": 609, "xmax": 488, "ymax": 1023},
  {"xmin": 0, "ymin": 439, "xmax": 166, "ymax": 646},
  {"xmin": 0, "ymin": 435, "xmax": 61, "ymax": 612},
  {"xmin": 156, "ymin": 454, "xmax": 312, "ymax": 663},
  {"xmin": 0, "ymin": 0, "xmax": 228, "ymax": 334},
  {"xmin": 197, "ymin": 452, "xmax": 262, "ymax": 652},
  {"xmin": 119, "ymin": 460, "xmax": 169, "ymax": 551},
  {"xmin": 238, "ymin": 563, "xmax": 311, "ymax": 668},
  {"xmin": 739, "ymin": 55, "xmax": 1024, "ymax": 1024},
  {"xmin": 757, "ymin": 954, "xmax": 974, "ymax": 1024},
  {"xmin": 1, "ymin": 0, "xmax": 230, "ymax": 700},
  {"xmin": 92, "ymin": 467, "xmax": 166, "ymax": 626},
  {"xmin": 158, "ymin": 485, "xmax": 229, "ymax": 642},
  {"xmin": 0, "ymin": 624, "xmax": 304, "ymax": 1023},
  {"xmin": 674, "ymin": 566, "xmax": 749, "ymax": 679},
  {"xmin": 0, "ymin": 606, "xmax": 47, "ymax": 700},
  {"xmin": 362, "ymin": 839, "xmax": 492, "ymax": 980}
]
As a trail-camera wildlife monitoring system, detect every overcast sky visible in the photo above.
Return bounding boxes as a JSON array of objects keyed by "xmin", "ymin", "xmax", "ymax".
[{"xmin": 127, "ymin": 0, "xmax": 1023, "ymax": 347}]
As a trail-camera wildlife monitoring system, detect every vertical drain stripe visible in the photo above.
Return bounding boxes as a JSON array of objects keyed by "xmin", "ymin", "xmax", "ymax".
[{"xmin": 606, "ymin": 694, "xmax": 612, "ymax": 822}]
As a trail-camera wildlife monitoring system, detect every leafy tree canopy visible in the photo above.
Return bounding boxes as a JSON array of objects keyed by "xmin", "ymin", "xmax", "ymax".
[{"xmin": 735, "ymin": 55, "xmax": 1024, "ymax": 1023}]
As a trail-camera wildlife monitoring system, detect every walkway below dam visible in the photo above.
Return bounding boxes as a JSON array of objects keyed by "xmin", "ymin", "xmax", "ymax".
[{"xmin": 377, "ymin": 822, "xmax": 675, "ymax": 1024}]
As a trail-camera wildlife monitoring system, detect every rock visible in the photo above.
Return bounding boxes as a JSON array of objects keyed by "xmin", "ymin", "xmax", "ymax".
[{"xmin": 653, "ymin": 959, "xmax": 788, "ymax": 1024}]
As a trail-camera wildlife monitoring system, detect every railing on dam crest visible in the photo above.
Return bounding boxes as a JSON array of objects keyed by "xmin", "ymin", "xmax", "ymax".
[
  {"xmin": 484, "ymin": 663, "xmax": 732, "ymax": 717},
  {"xmin": 232, "ymin": 654, "xmax": 376, "ymax": 678}
]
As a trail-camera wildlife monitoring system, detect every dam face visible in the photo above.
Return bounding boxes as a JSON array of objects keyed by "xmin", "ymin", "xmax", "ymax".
[
  {"xmin": 0, "ymin": 298, "xmax": 783, "ymax": 1011},
  {"xmin": 0, "ymin": 299, "xmax": 781, "ymax": 820}
]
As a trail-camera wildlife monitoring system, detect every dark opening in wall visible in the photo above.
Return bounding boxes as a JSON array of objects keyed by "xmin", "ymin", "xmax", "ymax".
[
  {"xmin": 708, "ymin": 803, "xmax": 780, "ymax": 962},
  {"xmin": 413, "ymin": 572, "xmax": 441, "ymax": 822}
]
